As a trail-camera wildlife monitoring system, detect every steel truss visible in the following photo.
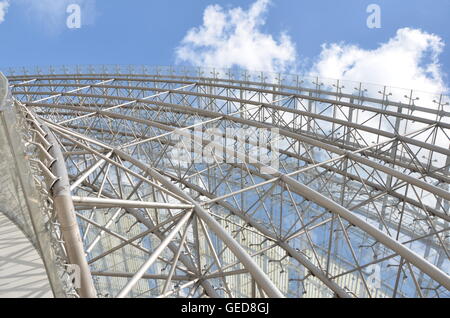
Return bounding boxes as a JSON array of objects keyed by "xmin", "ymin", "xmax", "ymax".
[{"xmin": 3, "ymin": 65, "xmax": 450, "ymax": 298}]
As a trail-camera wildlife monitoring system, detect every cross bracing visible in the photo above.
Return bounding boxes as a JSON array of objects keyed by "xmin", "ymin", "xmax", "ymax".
[{"xmin": 1, "ymin": 65, "xmax": 449, "ymax": 298}]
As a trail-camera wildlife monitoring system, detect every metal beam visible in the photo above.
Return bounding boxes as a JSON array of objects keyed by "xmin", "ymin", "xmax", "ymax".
[
  {"xmin": 38, "ymin": 120, "xmax": 97, "ymax": 298},
  {"xmin": 117, "ymin": 210, "xmax": 193, "ymax": 298},
  {"xmin": 279, "ymin": 174, "xmax": 450, "ymax": 291},
  {"xmin": 72, "ymin": 196, "xmax": 195, "ymax": 210}
]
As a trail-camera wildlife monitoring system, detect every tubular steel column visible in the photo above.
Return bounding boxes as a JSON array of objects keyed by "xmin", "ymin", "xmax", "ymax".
[{"xmin": 41, "ymin": 124, "xmax": 97, "ymax": 298}]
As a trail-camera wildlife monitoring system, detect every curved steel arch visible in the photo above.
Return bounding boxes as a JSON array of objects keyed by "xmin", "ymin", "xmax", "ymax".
[{"xmin": 3, "ymin": 65, "xmax": 450, "ymax": 298}]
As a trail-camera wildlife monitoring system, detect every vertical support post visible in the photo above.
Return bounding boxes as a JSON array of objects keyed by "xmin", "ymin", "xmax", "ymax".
[{"xmin": 41, "ymin": 125, "xmax": 97, "ymax": 298}]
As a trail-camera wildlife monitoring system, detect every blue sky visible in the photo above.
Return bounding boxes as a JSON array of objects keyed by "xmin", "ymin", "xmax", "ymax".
[{"xmin": 0, "ymin": 0, "xmax": 449, "ymax": 92}]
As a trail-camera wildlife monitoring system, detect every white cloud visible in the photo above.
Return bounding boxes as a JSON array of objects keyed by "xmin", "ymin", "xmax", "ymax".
[
  {"xmin": 20, "ymin": 0, "xmax": 67, "ymax": 32},
  {"xmin": 17, "ymin": 0, "xmax": 96, "ymax": 33},
  {"xmin": 176, "ymin": 1, "xmax": 447, "ymax": 94},
  {"xmin": 175, "ymin": 0, "xmax": 297, "ymax": 74},
  {"xmin": 310, "ymin": 28, "xmax": 447, "ymax": 94},
  {"xmin": 0, "ymin": 0, "xmax": 9, "ymax": 24},
  {"xmin": 309, "ymin": 28, "xmax": 449, "ymax": 169}
]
